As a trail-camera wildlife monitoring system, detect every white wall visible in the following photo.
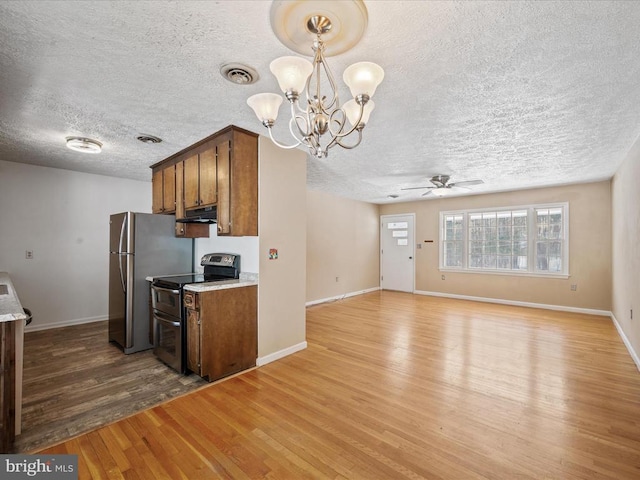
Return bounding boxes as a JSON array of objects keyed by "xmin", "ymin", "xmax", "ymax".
[
  {"xmin": 0, "ymin": 160, "xmax": 151, "ymax": 330},
  {"xmin": 380, "ymin": 181, "xmax": 612, "ymax": 312},
  {"xmin": 306, "ymin": 189, "xmax": 380, "ymax": 303},
  {"xmin": 611, "ymin": 136, "xmax": 640, "ymax": 369},
  {"xmin": 256, "ymin": 137, "xmax": 307, "ymax": 364}
]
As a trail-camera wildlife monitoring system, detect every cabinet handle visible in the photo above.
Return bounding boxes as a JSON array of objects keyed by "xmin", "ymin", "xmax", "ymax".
[{"xmin": 217, "ymin": 224, "xmax": 222, "ymax": 233}]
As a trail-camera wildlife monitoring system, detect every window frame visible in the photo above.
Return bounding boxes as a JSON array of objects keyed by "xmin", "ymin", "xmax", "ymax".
[{"xmin": 439, "ymin": 202, "xmax": 569, "ymax": 278}]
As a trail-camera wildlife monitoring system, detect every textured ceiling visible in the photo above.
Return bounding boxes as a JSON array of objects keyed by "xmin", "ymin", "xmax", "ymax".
[{"xmin": 1, "ymin": 1, "xmax": 640, "ymax": 204}]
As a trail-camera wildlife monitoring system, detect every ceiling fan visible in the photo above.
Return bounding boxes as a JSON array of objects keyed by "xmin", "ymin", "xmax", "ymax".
[{"xmin": 401, "ymin": 174, "xmax": 484, "ymax": 197}]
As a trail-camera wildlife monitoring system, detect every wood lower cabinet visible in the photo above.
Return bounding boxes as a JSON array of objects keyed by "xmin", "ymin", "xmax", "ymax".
[
  {"xmin": 184, "ymin": 285, "xmax": 257, "ymax": 382},
  {"xmin": 150, "ymin": 125, "xmax": 258, "ymax": 238}
]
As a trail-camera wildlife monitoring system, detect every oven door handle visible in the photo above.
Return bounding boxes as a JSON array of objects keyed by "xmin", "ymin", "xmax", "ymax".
[
  {"xmin": 152, "ymin": 285, "xmax": 181, "ymax": 295},
  {"xmin": 153, "ymin": 310, "xmax": 181, "ymax": 327}
]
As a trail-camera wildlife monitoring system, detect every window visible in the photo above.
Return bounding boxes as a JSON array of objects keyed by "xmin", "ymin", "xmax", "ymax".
[{"xmin": 440, "ymin": 203, "xmax": 568, "ymax": 276}]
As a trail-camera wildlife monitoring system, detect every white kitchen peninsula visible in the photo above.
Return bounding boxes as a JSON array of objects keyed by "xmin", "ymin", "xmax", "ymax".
[{"xmin": 0, "ymin": 272, "xmax": 27, "ymax": 453}]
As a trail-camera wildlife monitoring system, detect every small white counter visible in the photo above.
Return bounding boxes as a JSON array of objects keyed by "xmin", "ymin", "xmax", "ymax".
[
  {"xmin": 184, "ymin": 277, "xmax": 258, "ymax": 293},
  {"xmin": 0, "ymin": 272, "xmax": 27, "ymax": 448},
  {"xmin": 0, "ymin": 272, "xmax": 28, "ymax": 322}
]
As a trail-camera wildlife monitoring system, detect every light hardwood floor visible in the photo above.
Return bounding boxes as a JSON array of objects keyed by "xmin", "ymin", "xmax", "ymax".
[{"xmin": 39, "ymin": 292, "xmax": 640, "ymax": 479}]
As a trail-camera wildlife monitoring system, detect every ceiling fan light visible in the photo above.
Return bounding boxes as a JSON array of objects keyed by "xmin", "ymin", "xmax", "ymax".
[
  {"xmin": 343, "ymin": 99, "xmax": 374, "ymax": 127},
  {"xmin": 343, "ymin": 61, "xmax": 384, "ymax": 98},
  {"xmin": 431, "ymin": 188, "xmax": 450, "ymax": 197},
  {"xmin": 247, "ymin": 93, "xmax": 283, "ymax": 123},
  {"xmin": 269, "ymin": 56, "xmax": 313, "ymax": 94},
  {"xmin": 65, "ymin": 136, "xmax": 102, "ymax": 154}
]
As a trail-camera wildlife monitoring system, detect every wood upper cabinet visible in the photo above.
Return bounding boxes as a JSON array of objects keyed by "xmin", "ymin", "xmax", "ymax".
[
  {"xmin": 184, "ymin": 286, "xmax": 257, "ymax": 382},
  {"xmin": 215, "ymin": 128, "xmax": 258, "ymax": 236},
  {"xmin": 151, "ymin": 164, "xmax": 176, "ymax": 214},
  {"xmin": 216, "ymin": 139, "xmax": 231, "ymax": 235},
  {"xmin": 175, "ymin": 161, "xmax": 209, "ymax": 238},
  {"xmin": 150, "ymin": 125, "xmax": 258, "ymax": 237},
  {"xmin": 184, "ymin": 148, "xmax": 217, "ymax": 210}
]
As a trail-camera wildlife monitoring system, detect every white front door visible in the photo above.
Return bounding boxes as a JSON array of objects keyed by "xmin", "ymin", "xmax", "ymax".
[{"xmin": 380, "ymin": 214, "xmax": 415, "ymax": 292}]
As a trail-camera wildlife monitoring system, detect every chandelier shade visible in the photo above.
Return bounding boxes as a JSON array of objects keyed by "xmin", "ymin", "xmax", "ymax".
[
  {"xmin": 247, "ymin": 0, "xmax": 383, "ymax": 159},
  {"xmin": 270, "ymin": 56, "xmax": 314, "ymax": 94},
  {"xmin": 342, "ymin": 62, "xmax": 385, "ymax": 98},
  {"xmin": 247, "ymin": 93, "xmax": 283, "ymax": 125},
  {"xmin": 343, "ymin": 99, "xmax": 374, "ymax": 127}
]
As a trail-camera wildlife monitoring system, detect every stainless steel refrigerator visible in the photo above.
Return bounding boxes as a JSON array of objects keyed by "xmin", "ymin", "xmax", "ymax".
[{"xmin": 109, "ymin": 212, "xmax": 192, "ymax": 354}]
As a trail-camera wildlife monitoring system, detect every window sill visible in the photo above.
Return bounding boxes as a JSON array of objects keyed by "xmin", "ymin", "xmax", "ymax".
[{"xmin": 439, "ymin": 268, "xmax": 570, "ymax": 279}]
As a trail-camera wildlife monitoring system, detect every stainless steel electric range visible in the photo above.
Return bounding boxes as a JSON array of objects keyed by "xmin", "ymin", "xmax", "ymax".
[{"xmin": 150, "ymin": 253, "xmax": 240, "ymax": 373}]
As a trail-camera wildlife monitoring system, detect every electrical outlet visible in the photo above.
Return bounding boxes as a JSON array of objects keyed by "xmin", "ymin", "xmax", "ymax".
[
  {"xmin": 570, "ymin": 284, "xmax": 577, "ymax": 291},
  {"xmin": 335, "ymin": 276, "xmax": 339, "ymax": 282},
  {"xmin": 25, "ymin": 250, "xmax": 33, "ymax": 260}
]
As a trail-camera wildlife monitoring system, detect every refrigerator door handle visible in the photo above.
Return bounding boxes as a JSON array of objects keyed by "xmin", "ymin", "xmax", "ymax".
[
  {"xmin": 125, "ymin": 252, "xmax": 134, "ymax": 349},
  {"xmin": 118, "ymin": 214, "xmax": 127, "ymax": 255},
  {"xmin": 118, "ymin": 254, "xmax": 126, "ymax": 293}
]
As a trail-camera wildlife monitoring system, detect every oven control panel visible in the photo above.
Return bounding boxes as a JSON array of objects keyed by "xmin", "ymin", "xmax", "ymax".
[{"xmin": 200, "ymin": 253, "xmax": 238, "ymax": 267}]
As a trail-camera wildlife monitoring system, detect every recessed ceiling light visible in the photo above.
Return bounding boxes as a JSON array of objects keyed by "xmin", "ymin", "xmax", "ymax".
[
  {"xmin": 65, "ymin": 136, "xmax": 102, "ymax": 154},
  {"xmin": 136, "ymin": 134, "xmax": 163, "ymax": 144},
  {"xmin": 220, "ymin": 63, "xmax": 259, "ymax": 85}
]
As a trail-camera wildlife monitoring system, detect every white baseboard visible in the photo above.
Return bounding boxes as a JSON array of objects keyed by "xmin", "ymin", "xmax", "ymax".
[
  {"xmin": 306, "ymin": 286, "xmax": 381, "ymax": 307},
  {"xmin": 257, "ymin": 341, "xmax": 307, "ymax": 367},
  {"xmin": 414, "ymin": 290, "xmax": 611, "ymax": 317},
  {"xmin": 25, "ymin": 315, "xmax": 107, "ymax": 332},
  {"xmin": 610, "ymin": 312, "xmax": 640, "ymax": 372}
]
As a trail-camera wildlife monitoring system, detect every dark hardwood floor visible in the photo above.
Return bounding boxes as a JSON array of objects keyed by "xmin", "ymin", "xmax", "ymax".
[
  {"xmin": 38, "ymin": 292, "xmax": 640, "ymax": 479},
  {"xmin": 15, "ymin": 321, "xmax": 207, "ymax": 453}
]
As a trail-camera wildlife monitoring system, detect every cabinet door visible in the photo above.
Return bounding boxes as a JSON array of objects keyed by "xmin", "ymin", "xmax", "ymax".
[
  {"xmin": 216, "ymin": 140, "xmax": 231, "ymax": 235},
  {"xmin": 151, "ymin": 170, "xmax": 164, "ymax": 213},
  {"xmin": 162, "ymin": 164, "xmax": 176, "ymax": 213},
  {"xmin": 174, "ymin": 161, "xmax": 186, "ymax": 236},
  {"xmin": 186, "ymin": 308, "xmax": 200, "ymax": 375},
  {"xmin": 184, "ymin": 154, "xmax": 200, "ymax": 209},
  {"xmin": 198, "ymin": 148, "xmax": 217, "ymax": 207},
  {"xmin": 229, "ymin": 130, "xmax": 259, "ymax": 236},
  {"xmin": 175, "ymin": 162, "xmax": 210, "ymax": 238},
  {"xmin": 199, "ymin": 286, "xmax": 257, "ymax": 381}
]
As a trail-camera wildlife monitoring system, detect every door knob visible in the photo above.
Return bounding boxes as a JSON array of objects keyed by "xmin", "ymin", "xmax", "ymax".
[{"xmin": 409, "ymin": 256, "xmax": 413, "ymax": 259}]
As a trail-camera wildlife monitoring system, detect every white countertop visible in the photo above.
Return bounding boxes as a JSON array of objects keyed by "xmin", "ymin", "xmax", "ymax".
[
  {"xmin": 184, "ymin": 278, "xmax": 258, "ymax": 292},
  {"xmin": 146, "ymin": 271, "xmax": 259, "ymax": 292},
  {"xmin": 0, "ymin": 272, "xmax": 28, "ymax": 322}
]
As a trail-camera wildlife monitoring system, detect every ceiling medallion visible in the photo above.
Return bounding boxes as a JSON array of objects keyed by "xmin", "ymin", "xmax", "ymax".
[
  {"xmin": 65, "ymin": 136, "xmax": 102, "ymax": 154},
  {"xmin": 247, "ymin": 0, "xmax": 383, "ymax": 159}
]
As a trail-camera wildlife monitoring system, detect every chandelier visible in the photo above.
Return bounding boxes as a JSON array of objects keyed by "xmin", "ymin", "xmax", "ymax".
[{"xmin": 247, "ymin": 0, "xmax": 384, "ymax": 159}]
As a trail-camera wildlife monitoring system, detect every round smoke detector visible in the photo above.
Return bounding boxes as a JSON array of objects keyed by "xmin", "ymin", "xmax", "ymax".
[{"xmin": 220, "ymin": 63, "xmax": 259, "ymax": 85}]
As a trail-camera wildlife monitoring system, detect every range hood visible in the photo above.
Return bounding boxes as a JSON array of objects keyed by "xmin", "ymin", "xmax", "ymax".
[{"xmin": 176, "ymin": 206, "xmax": 217, "ymax": 223}]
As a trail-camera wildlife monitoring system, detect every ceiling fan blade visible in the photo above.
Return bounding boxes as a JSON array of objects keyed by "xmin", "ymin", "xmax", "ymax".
[
  {"xmin": 450, "ymin": 179, "xmax": 484, "ymax": 187},
  {"xmin": 400, "ymin": 186, "xmax": 434, "ymax": 191},
  {"xmin": 449, "ymin": 185, "xmax": 471, "ymax": 192},
  {"xmin": 421, "ymin": 190, "xmax": 434, "ymax": 197}
]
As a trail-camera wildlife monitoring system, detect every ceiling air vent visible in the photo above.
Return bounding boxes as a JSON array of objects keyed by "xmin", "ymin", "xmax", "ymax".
[
  {"xmin": 220, "ymin": 63, "xmax": 259, "ymax": 85},
  {"xmin": 136, "ymin": 134, "xmax": 162, "ymax": 144}
]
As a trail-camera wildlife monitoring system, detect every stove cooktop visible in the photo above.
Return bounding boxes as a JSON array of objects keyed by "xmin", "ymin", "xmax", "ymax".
[{"xmin": 153, "ymin": 273, "xmax": 228, "ymax": 288}]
